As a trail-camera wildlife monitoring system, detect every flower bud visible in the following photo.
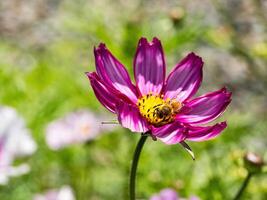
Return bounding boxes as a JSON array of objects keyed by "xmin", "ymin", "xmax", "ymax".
[
  {"xmin": 169, "ymin": 7, "xmax": 185, "ymax": 26},
  {"xmin": 244, "ymin": 152, "xmax": 264, "ymax": 173}
]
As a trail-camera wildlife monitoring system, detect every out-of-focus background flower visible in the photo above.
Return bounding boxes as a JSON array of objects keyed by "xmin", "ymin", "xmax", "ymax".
[
  {"xmin": 0, "ymin": 0, "xmax": 266, "ymax": 199},
  {"xmin": 149, "ymin": 188, "xmax": 199, "ymax": 200},
  {"xmin": 33, "ymin": 185, "xmax": 75, "ymax": 200},
  {"xmin": 0, "ymin": 106, "xmax": 36, "ymax": 185}
]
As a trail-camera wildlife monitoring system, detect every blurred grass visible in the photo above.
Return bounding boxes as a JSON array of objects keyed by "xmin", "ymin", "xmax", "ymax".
[{"xmin": 1, "ymin": 0, "xmax": 267, "ymax": 199}]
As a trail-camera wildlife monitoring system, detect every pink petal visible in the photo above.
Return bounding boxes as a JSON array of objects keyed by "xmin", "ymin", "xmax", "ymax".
[
  {"xmin": 186, "ymin": 122, "xmax": 227, "ymax": 141},
  {"xmin": 134, "ymin": 37, "xmax": 166, "ymax": 96},
  {"xmin": 87, "ymin": 72, "xmax": 131, "ymax": 113},
  {"xmin": 164, "ymin": 53, "xmax": 203, "ymax": 102},
  {"xmin": 116, "ymin": 102, "xmax": 149, "ymax": 133},
  {"xmin": 176, "ymin": 88, "xmax": 232, "ymax": 124},
  {"xmin": 95, "ymin": 44, "xmax": 138, "ymax": 103},
  {"xmin": 152, "ymin": 121, "xmax": 186, "ymax": 145}
]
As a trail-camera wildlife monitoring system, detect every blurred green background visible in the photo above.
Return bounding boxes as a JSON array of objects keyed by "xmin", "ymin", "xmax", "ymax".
[{"xmin": 0, "ymin": 0, "xmax": 267, "ymax": 199}]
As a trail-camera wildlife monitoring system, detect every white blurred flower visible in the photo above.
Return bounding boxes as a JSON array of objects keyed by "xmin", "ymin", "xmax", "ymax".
[
  {"xmin": 45, "ymin": 110, "xmax": 114, "ymax": 150},
  {"xmin": 0, "ymin": 164, "xmax": 30, "ymax": 185},
  {"xmin": 0, "ymin": 106, "xmax": 37, "ymax": 185},
  {"xmin": 33, "ymin": 185, "xmax": 75, "ymax": 200}
]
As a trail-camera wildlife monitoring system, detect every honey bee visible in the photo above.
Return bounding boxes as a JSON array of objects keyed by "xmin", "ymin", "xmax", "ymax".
[
  {"xmin": 153, "ymin": 100, "xmax": 182, "ymax": 123},
  {"xmin": 154, "ymin": 105, "xmax": 172, "ymax": 119}
]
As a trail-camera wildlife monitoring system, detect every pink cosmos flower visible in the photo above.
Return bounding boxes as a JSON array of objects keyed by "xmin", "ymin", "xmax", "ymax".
[
  {"xmin": 45, "ymin": 110, "xmax": 113, "ymax": 150},
  {"xmin": 150, "ymin": 188, "xmax": 200, "ymax": 200},
  {"xmin": 86, "ymin": 37, "xmax": 231, "ymax": 144}
]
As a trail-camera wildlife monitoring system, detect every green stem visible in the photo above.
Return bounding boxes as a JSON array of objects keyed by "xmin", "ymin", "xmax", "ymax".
[
  {"xmin": 129, "ymin": 135, "xmax": 148, "ymax": 200},
  {"xmin": 233, "ymin": 172, "xmax": 253, "ymax": 200}
]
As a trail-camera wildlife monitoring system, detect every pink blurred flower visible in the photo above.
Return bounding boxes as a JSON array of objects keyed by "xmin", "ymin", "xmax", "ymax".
[
  {"xmin": 150, "ymin": 188, "xmax": 200, "ymax": 200},
  {"xmin": 45, "ymin": 110, "xmax": 111, "ymax": 150},
  {"xmin": 33, "ymin": 186, "xmax": 75, "ymax": 200},
  {"xmin": 0, "ymin": 106, "xmax": 37, "ymax": 185},
  {"xmin": 150, "ymin": 189, "xmax": 178, "ymax": 200},
  {"xmin": 87, "ymin": 37, "xmax": 231, "ymax": 144}
]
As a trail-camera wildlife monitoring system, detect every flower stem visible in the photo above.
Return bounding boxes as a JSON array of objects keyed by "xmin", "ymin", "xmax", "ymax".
[
  {"xmin": 129, "ymin": 135, "xmax": 148, "ymax": 200},
  {"xmin": 233, "ymin": 172, "xmax": 253, "ymax": 200}
]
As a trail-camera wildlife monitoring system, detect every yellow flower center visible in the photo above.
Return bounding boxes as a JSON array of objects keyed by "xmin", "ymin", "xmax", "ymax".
[{"xmin": 137, "ymin": 93, "xmax": 182, "ymax": 126}]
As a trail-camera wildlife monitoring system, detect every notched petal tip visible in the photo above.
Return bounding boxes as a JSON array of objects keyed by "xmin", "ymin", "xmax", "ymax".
[
  {"xmin": 137, "ymin": 37, "xmax": 163, "ymax": 47},
  {"xmin": 218, "ymin": 121, "xmax": 227, "ymax": 128},
  {"xmin": 187, "ymin": 52, "xmax": 204, "ymax": 66},
  {"xmin": 152, "ymin": 37, "xmax": 160, "ymax": 42},
  {"xmin": 94, "ymin": 43, "xmax": 108, "ymax": 56},
  {"xmin": 174, "ymin": 52, "xmax": 203, "ymax": 74},
  {"xmin": 86, "ymin": 72, "xmax": 103, "ymax": 83},
  {"xmin": 138, "ymin": 37, "xmax": 148, "ymax": 46},
  {"xmin": 222, "ymin": 87, "xmax": 232, "ymax": 98},
  {"xmin": 152, "ymin": 37, "xmax": 162, "ymax": 45},
  {"xmin": 219, "ymin": 87, "xmax": 232, "ymax": 103},
  {"xmin": 213, "ymin": 121, "xmax": 228, "ymax": 134},
  {"xmin": 152, "ymin": 37, "xmax": 164, "ymax": 51},
  {"xmin": 187, "ymin": 51, "xmax": 199, "ymax": 57},
  {"xmin": 220, "ymin": 86, "xmax": 230, "ymax": 93},
  {"xmin": 85, "ymin": 71, "xmax": 96, "ymax": 80},
  {"xmin": 97, "ymin": 43, "xmax": 107, "ymax": 49}
]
